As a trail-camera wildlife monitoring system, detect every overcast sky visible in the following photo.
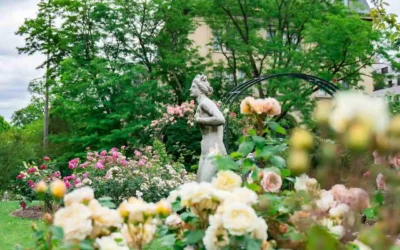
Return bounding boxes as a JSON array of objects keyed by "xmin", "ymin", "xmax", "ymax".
[{"xmin": 0, "ymin": 0, "xmax": 399, "ymax": 122}]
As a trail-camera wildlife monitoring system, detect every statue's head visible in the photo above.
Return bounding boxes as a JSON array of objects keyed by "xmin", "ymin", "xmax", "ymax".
[{"xmin": 190, "ymin": 74, "xmax": 213, "ymax": 98}]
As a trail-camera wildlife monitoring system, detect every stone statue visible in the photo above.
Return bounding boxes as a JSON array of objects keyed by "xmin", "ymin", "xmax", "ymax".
[{"xmin": 190, "ymin": 74, "xmax": 227, "ymax": 182}]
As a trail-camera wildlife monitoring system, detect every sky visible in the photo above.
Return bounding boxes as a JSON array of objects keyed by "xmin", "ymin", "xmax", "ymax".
[{"xmin": 0, "ymin": 0, "xmax": 399, "ymax": 122}]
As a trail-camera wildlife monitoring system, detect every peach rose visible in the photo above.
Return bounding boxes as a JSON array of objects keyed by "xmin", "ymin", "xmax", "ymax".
[
  {"xmin": 265, "ymin": 98, "xmax": 281, "ymax": 116},
  {"xmin": 240, "ymin": 97, "xmax": 255, "ymax": 115},
  {"xmin": 249, "ymin": 99, "xmax": 264, "ymax": 114},
  {"xmin": 260, "ymin": 171, "xmax": 282, "ymax": 193}
]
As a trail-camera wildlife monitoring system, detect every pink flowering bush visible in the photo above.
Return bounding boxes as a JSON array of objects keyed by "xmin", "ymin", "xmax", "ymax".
[
  {"xmin": 149, "ymin": 101, "xmax": 202, "ymax": 168},
  {"xmin": 64, "ymin": 141, "xmax": 194, "ymax": 203},
  {"xmin": 151, "ymin": 101, "xmax": 196, "ymax": 129},
  {"xmin": 14, "ymin": 158, "xmax": 62, "ymax": 211}
]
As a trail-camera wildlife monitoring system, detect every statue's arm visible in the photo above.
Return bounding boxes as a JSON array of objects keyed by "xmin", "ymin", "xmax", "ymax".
[{"xmin": 196, "ymin": 101, "xmax": 225, "ymax": 126}]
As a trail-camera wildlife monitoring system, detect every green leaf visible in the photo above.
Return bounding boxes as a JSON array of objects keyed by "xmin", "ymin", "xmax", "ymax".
[
  {"xmin": 159, "ymin": 234, "xmax": 176, "ymax": 247},
  {"xmin": 363, "ymin": 207, "xmax": 377, "ymax": 219},
  {"xmin": 172, "ymin": 199, "xmax": 183, "ymax": 212},
  {"xmin": 252, "ymin": 136, "xmax": 266, "ymax": 149},
  {"xmin": 251, "ymin": 167, "xmax": 259, "ymax": 180},
  {"xmin": 238, "ymin": 141, "xmax": 255, "ymax": 156},
  {"xmin": 268, "ymin": 122, "xmax": 287, "ymax": 135},
  {"xmin": 98, "ymin": 196, "xmax": 113, "ymax": 201},
  {"xmin": 246, "ymin": 183, "xmax": 261, "ymax": 192},
  {"xmin": 185, "ymin": 230, "xmax": 205, "ymax": 244},
  {"xmin": 230, "ymin": 151, "xmax": 242, "ymax": 159},
  {"xmin": 257, "ymin": 147, "xmax": 273, "ymax": 159},
  {"xmin": 50, "ymin": 226, "xmax": 64, "ymax": 240},
  {"xmin": 247, "ymin": 129, "xmax": 257, "ymax": 136},
  {"xmin": 79, "ymin": 240, "xmax": 94, "ymax": 250},
  {"xmin": 245, "ymin": 237, "xmax": 262, "ymax": 250},
  {"xmin": 281, "ymin": 169, "xmax": 291, "ymax": 177},
  {"xmin": 215, "ymin": 156, "xmax": 239, "ymax": 171},
  {"xmin": 375, "ymin": 190, "xmax": 384, "ymax": 205},
  {"xmin": 270, "ymin": 155, "xmax": 286, "ymax": 168}
]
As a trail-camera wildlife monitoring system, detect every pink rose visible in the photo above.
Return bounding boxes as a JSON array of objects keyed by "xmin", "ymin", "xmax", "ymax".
[
  {"xmin": 16, "ymin": 173, "xmax": 25, "ymax": 179},
  {"xmin": 261, "ymin": 171, "xmax": 282, "ymax": 193},
  {"xmin": 39, "ymin": 164, "xmax": 47, "ymax": 170},
  {"xmin": 28, "ymin": 180, "xmax": 35, "ymax": 188},
  {"xmin": 27, "ymin": 168, "xmax": 36, "ymax": 174},
  {"xmin": 138, "ymin": 160, "xmax": 145, "ymax": 167},
  {"xmin": 329, "ymin": 184, "xmax": 348, "ymax": 200},
  {"xmin": 376, "ymin": 173, "xmax": 387, "ymax": 191},
  {"xmin": 373, "ymin": 150, "xmax": 388, "ymax": 165},
  {"xmin": 389, "ymin": 152, "xmax": 400, "ymax": 169},
  {"xmin": 348, "ymin": 188, "xmax": 370, "ymax": 211},
  {"xmin": 96, "ymin": 162, "xmax": 105, "ymax": 169},
  {"xmin": 43, "ymin": 156, "xmax": 50, "ymax": 161},
  {"xmin": 100, "ymin": 150, "xmax": 107, "ymax": 156},
  {"xmin": 83, "ymin": 172, "xmax": 89, "ymax": 179},
  {"xmin": 52, "ymin": 171, "xmax": 61, "ymax": 178}
]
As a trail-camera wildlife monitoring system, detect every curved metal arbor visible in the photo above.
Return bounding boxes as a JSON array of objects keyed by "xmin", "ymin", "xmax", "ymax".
[{"xmin": 223, "ymin": 73, "xmax": 339, "ymax": 149}]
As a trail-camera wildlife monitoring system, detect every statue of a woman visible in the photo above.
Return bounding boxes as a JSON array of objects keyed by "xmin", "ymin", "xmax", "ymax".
[{"xmin": 190, "ymin": 74, "xmax": 227, "ymax": 182}]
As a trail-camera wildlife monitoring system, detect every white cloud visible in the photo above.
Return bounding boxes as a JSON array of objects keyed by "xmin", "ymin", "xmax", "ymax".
[{"xmin": 0, "ymin": 0, "xmax": 44, "ymax": 122}]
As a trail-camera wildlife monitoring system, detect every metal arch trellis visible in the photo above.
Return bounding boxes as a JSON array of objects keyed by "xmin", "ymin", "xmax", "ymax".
[{"xmin": 222, "ymin": 73, "xmax": 339, "ymax": 149}]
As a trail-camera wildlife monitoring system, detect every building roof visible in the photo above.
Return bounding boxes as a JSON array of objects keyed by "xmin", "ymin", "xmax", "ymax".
[{"xmin": 372, "ymin": 86, "xmax": 400, "ymax": 97}]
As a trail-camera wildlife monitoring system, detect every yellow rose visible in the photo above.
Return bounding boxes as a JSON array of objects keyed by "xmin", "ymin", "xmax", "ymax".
[
  {"xmin": 50, "ymin": 179, "xmax": 67, "ymax": 199},
  {"xmin": 35, "ymin": 181, "xmax": 48, "ymax": 194},
  {"xmin": 290, "ymin": 128, "xmax": 313, "ymax": 150}
]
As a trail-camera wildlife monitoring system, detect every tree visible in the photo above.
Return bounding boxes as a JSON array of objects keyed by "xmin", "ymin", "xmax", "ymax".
[
  {"xmin": 0, "ymin": 116, "xmax": 10, "ymax": 133},
  {"xmin": 16, "ymin": 0, "xmax": 67, "ymax": 151},
  {"xmin": 197, "ymin": 0, "xmax": 382, "ymax": 123}
]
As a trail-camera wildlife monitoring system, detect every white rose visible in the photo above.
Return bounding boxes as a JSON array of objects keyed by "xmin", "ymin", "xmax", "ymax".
[
  {"xmin": 320, "ymin": 218, "xmax": 344, "ymax": 238},
  {"xmin": 167, "ymin": 190, "xmax": 179, "ymax": 203},
  {"xmin": 54, "ymin": 203, "xmax": 93, "ymax": 241},
  {"xmin": 294, "ymin": 174, "xmax": 318, "ymax": 192},
  {"xmin": 165, "ymin": 213, "xmax": 182, "ymax": 228},
  {"xmin": 329, "ymin": 203, "xmax": 350, "ymax": 218},
  {"xmin": 95, "ymin": 233, "xmax": 129, "ymax": 250},
  {"xmin": 203, "ymin": 225, "xmax": 229, "ymax": 250},
  {"xmin": 224, "ymin": 187, "xmax": 258, "ymax": 205},
  {"xmin": 316, "ymin": 190, "xmax": 335, "ymax": 211},
  {"xmin": 64, "ymin": 186, "xmax": 94, "ymax": 206},
  {"xmin": 221, "ymin": 203, "xmax": 258, "ymax": 235},
  {"xmin": 122, "ymin": 223, "xmax": 157, "ymax": 248},
  {"xmin": 212, "ymin": 170, "xmax": 242, "ymax": 191},
  {"xmin": 89, "ymin": 200, "xmax": 123, "ymax": 228},
  {"xmin": 251, "ymin": 218, "xmax": 268, "ymax": 241}
]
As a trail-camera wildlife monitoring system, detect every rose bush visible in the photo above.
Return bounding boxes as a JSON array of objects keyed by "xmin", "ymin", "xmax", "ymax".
[{"xmin": 17, "ymin": 91, "xmax": 400, "ymax": 250}]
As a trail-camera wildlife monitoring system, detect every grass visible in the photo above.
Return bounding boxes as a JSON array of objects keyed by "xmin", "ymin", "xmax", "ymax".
[
  {"xmin": 0, "ymin": 201, "xmax": 168, "ymax": 250},
  {"xmin": 0, "ymin": 201, "xmax": 43, "ymax": 250}
]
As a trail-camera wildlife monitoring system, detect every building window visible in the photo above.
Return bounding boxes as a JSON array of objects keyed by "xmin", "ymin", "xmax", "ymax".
[
  {"xmin": 213, "ymin": 33, "xmax": 221, "ymax": 51},
  {"xmin": 342, "ymin": 80, "xmax": 349, "ymax": 89},
  {"xmin": 382, "ymin": 67, "xmax": 389, "ymax": 74},
  {"xmin": 397, "ymin": 75, "xmax": 400, "ymax": 86},
  {"xmin": 388, "ymin": 80, "xmax": 393, "ymax": 87}
]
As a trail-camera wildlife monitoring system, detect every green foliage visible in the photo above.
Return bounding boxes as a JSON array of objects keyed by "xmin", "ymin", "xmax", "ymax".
[
  {"xmin": 198, "ymin": 0, "xmax": 382, "ymax": 124},
  {"xmin": 386, "ymin": 92, "xmax": 400, "ymax": 115},
  {"xmin": 0, "ymin": 115, "xmax": 10, "ymax": 133},
  {"xmin": 0, "ymin": 122, "xmax": 43, "ymax": 190}
]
